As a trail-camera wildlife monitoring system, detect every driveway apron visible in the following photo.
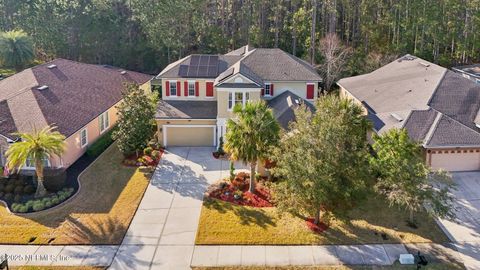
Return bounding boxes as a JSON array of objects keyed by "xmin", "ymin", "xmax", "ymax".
[{"xmin": 110, "ymin": 147, "xmax": 242, "ymax": 270}]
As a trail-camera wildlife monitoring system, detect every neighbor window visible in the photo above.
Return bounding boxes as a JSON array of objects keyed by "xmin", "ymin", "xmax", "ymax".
[
  {"xmin": 99, "ymin": 111, "xmax": 110, "ymax": 133},
  {"xmin": 80, "ymin": 128, "xmax": 88, "ymax": 148},
  {"xmin": 264, "ymin": 84, "xmax": 271, "ymax": 96},
  {"xmin": 25, "ymin": 157, "xmax": 50, "ymax": 169},
  {"xmin": 228, "ymin": 91, "xmax": 250, "ymax": 110},
  {"xmin": 188, "ymin": 81, "xmax": 195, "ymax": 96},
  {"xmin": 169, "ymin": 81, "xmax": 177, "ymax": 96}
]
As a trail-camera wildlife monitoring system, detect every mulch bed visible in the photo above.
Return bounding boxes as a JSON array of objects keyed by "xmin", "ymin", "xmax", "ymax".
[
  {"xmin": 305, "ymin": 218, "xmax": 329, "ymax": 233},
  {"xmin": 123, "ymin": 148, "xmax": 164, "ymax": 167},
  {"xmin": 208, "ymin": 172, "xmax": 273, "ymax": 207}
]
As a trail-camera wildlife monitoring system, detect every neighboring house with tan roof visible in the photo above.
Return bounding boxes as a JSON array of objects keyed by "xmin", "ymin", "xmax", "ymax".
[
  {"xmin": 155, "ymin": 45, "xmax": 321, "ymax": 147},
  {"xmin": 338, "ymin": 55, "xmax": 480, "ymax": 172},
  {"xmin": 0, "ymin": 59, "xmax": 152, "ymax": 170}
]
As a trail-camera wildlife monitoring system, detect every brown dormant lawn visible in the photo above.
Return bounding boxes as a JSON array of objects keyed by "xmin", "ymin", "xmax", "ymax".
[
  {"xmin": 0, "ymin": 143, "xmax": 150, "ymax": 244},
  {"xmin": 196, "ymin": 195, "xmax": 449, "ymax": 245}
]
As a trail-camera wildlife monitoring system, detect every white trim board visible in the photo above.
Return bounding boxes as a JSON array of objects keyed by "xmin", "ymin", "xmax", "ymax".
[{"xmin": 162, "ymin": 124, "xmax": 217, "ymax": 147}]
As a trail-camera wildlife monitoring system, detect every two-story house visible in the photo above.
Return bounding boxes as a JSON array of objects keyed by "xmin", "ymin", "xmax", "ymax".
[{"xmin": 155, "ymin": 45, "xmax": 321, "ymax": 147}]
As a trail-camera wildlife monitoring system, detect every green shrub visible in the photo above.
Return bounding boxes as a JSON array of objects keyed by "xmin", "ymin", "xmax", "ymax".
[
  {"xmin": 17, "ymin": 205, "xmax": 28, "ymax": 213},
  {"xmin": 23, "ymin": 185, "xmax": 35, "ymax": 194},
  {"xmin": 32, "ymin": 201, "xmax": 45, "ymax": 211},
  {"xmin": 86, "ymin": 127, "xmax": 116, "ymax": 158},
  {"xmin": 3, "ymin": 193, "xmax": 13, "ymax": 202},
  {"xmin": 11, "ymin": 203, "xmax": 20, "ymax": 212},
  {"xmin": 14, "ymin": 186, "xmax": 23, "ymax": 195},
  {"xmin": 151, "ymin": 150, "xmax": 161, "ymax": 160},
  {"xmin": 0, "ymin": 183, "xmax": 5, "ymax": 192},
  {"xmin": 14, "ymin": 179, "xmax": 24, "ymax": 186},
  {"xmin": 0, "ymin": 192, "xmax": 4, "ymax": 198},
  {"xmin": 25, "ymin": 200, "xmax": 34, "ymax": 209},
  {"xmin": 51, "ymin": 197, "xmax": 60, "ymax": 205},
  {"xmin": 14, "ymin": 194, "xmax": 22, "ymax": 203},
  {"xmin": 143, "ymin": 146, "xmax": 153, "ymax": 156},
  {"xmin": 5, "ymin": 184, "xmax": 14, "ymax": 193},
  {"xmin": 44, "ymin": 200, "xmax": 53, "ymax": 208},
  {"xmin": 44, "ymin": 168, "xmax": 67, "ymax": 192}
]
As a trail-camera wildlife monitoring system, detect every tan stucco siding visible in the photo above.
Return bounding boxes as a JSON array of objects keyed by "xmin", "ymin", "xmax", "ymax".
[
  {"xmin": 50, "ymin": 100, "xmax": 121, "ymax": 168},
  {"xmin": 427, "ymin": 148, "xmax": 480, "ymax": 171},
  {"xmin": 216, "ymin": 90, "xmax": 261, "ymax": 119},
  {"xmin": 156, "ymin": 119, "xmax": 217, "ymax": 147},
  {"xmin": 262, "ymin": 81, "xmax": 319, "ymax": 102},
  {"xmin": 162, "ymin": 78, "xmax": 216, "ymax": 100}
]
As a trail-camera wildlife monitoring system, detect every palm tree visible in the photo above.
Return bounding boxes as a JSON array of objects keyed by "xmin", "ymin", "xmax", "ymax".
[
  {"xmin": 6, "ymin": 126, "xmax": 66, "ymax": 197},
  {"xmin": 0, "ymin": 30, "xmax": 35, "ymax": 71},
  {"xmin": 224, "ymin": 101, "xmax": 280, "ymax": 193}
]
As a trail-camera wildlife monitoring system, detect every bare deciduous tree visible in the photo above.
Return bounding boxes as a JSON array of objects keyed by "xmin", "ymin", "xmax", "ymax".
[{"xmin": 318, "ymin": 33, "xmax": 350, "ymax": 92}]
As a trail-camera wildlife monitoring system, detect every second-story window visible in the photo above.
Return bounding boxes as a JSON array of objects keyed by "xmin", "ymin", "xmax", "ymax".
[
  {"xmin": 188, "ymin": 81, "xmax": 195, "ymax": 96},
  {"xmin": 264, "ymin": 84, "xmax": 271, "ymax": 96},
  {"xmin": 169, "ymin": 81, "xmax": 177, "ymax": 96},
  {"xmin": 228, "ymin": 91, "xmax": 249, "ymax": 110}
]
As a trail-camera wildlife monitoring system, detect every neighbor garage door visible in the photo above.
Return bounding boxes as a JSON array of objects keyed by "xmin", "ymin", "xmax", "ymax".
[
  {"xmin": 164, "ymin": 125, "xmax": 216, "ymax": 147},
  {"xmin": 430, "ymin": 149, "xmax": 480, "ymax": 171}
]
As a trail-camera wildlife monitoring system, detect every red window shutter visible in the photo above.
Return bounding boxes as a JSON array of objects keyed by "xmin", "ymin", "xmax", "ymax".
[
  {"xmin": 165, "ymin": 81, "xmax": 170, "ymax": 96},
  {"xmin": 177, "ymin": 81, "xmax": 181, "ymax": 96},
  {"xmin": 196, "ymin": 81, "xmax": 200, "ymax": 96},
  {"xmin": 206, "ymin": 82, "xmax": 213, "ymax": 97},
  {"xmin": 270, "ymin": 84, "xmax": 274, "ymax": 96},
  {"xmin": 306, "ymin": 84, "xmax": 315, "ymax": 99},
  {"xmin": 261, "ymin": 88, "xmax": 265, "ymax": 96},
  {"xmin": 184, "ymin": 81, "xmax": 188, "ymax": 96}
]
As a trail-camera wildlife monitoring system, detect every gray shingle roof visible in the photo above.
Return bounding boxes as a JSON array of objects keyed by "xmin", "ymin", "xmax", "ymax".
[
  {"xmin": 156, "ymin": 100, "xmax": 217, "ymax": 119},
  {"xmin": 341, "ymin": 55, "xmax": 480, "ymax": 148},
  {"xmin": 0, "ymin": 59, "xmax": 153, "ymax": 139},
  {"xmin": 267, "ymin": 91, "xmax": 315, "ymax": 129},
  {"xmin": 240, "ymin": 49, "xmax": 322, "ymax": 82}
]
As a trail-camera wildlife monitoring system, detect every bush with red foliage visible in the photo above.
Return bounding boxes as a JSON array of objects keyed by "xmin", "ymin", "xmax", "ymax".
[
  {"xmin": 305, "ymin": 218, "xmax": 329, "ymax": 233},
  {"xmin": 123, "ymin": 148, "xmax": 163, "ymax": 167},
  {"xmin": 208, "ymin": 173, "xmax": 273, "ymax": 207}
]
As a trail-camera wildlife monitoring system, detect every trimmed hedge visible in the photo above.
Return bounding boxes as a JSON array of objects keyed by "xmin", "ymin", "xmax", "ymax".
[
  {"xmin": 11, "ymin": 187, "xmax": 75, "ymax": 213},
  {"xmin": 86, "ymin": 126, "xmax": 116, "ymax": 158}
]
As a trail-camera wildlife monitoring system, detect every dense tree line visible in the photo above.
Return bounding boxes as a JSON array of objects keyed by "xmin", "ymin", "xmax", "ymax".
[{"xmin": 1, "ymin": 0, "xmax": 479, "ymax": 74}]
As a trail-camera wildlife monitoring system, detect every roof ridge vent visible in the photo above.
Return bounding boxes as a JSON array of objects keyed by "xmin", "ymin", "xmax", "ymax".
[
  {"xmin": 47, "ymin": 64, "xmax": 57, "ymax": 69},
  {"xmin": 390, "ymin": 113, "xmax": 403, "ymax": 122},
  {"xmin": 419, "ymin": 62, "xmax": 430, "ymax": 67},
  {"xmin": 37, "ymin": 85, "xmax": 49, "ymax": 91}
]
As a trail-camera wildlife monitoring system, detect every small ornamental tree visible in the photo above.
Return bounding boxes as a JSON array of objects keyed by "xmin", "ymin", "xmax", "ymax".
[
  {"xmin": 224, "ymin": 101, "xmax": 280, "ymax": 193},
  {"xmin": 272, "ymin": 95, "xmax": 372, "ymax": 225},
  {"xmin": 370, "ymin": 128, "xmax": 456, "ymax": 225},
  {"xmin": 113, "ymin": 83, "xmax": 157, "ymax": 156}
]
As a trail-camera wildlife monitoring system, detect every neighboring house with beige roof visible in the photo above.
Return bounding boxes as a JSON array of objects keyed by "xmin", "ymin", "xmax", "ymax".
[
  {"xmin": 155, "ymin": 45, "xmax": 321, "ymax": 147},
  {"xmin": 0, "ymin": 59, "xmax": 152, "ymax": 170},
  {"xmin": 338, "ymin": 55, "xmax": 480, "ymax": 172}
]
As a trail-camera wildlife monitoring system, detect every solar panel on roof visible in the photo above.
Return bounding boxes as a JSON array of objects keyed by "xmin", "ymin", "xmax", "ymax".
[
  {"xmin": 198, "ymin": 66, "xmax": 209, "ymax": 77},
  {"xmin": 190, "ymin": 55, "xmax": 200, "ymax": 65},
  {"xmin": 208, "ymin": 55, "xmax": 219, "ymax": 65},
  {"xmin": 187, "ymin": 65, "xmax": 199, "ymax": 77},
  {"xmin": 178, "ymin": 65, "xmax": 188, "ymax": 77},
  {"xmin": 199, "ymin": 55, "xmax": 209, "ymax": 65},
  {"xmin": 207, "ymin": 66, "xmax": 217, "ymax": 77}
]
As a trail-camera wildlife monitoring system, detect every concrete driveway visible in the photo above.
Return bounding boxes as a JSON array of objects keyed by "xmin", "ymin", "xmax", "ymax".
[
  {"xmin": 109, "ymin": 147, "xmax": 246, "ymax": 270},
  {"xmin": 436, "ymin": 172, "xmax": 480, "ymax": 270}
]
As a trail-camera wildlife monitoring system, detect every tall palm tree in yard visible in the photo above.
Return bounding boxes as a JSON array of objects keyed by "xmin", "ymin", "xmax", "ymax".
[
  {"xmin": 225, "ymin": 101, "xmax": 280, "ymax": 193},
  {"xmin": 6, "ymin": 126, "xmax": 66, "ymax": 197},
  {"xmin": 0, "ymin": 30, "xmax": 34, "ymax": 71}
]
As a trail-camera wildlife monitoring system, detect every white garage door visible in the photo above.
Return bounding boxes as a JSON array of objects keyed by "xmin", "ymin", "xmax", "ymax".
[
  {"xmin": 164, "ymin": 125, "xmax": 216, "ymax": 147},
  {"xmin": 430, "ymin": 149, "xmax": 480, "ymax": 171}
]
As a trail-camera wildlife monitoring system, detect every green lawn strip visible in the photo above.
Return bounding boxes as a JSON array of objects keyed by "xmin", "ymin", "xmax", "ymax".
[{"xmin": 196, "ymin": 196, "xmax": 449, "ymax": 245}]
